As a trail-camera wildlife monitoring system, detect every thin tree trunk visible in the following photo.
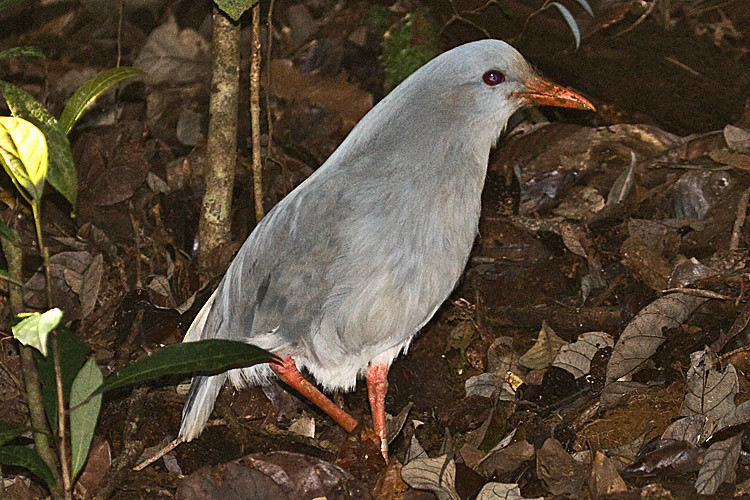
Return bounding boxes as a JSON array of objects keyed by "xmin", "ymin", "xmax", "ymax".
[
  {"xmin": 199, "ymin": 7, "xmax": 240, "ymax": 273},
  {"xmin": 250, "ymin": 2, "xmax": 264, "ymax": 223}
]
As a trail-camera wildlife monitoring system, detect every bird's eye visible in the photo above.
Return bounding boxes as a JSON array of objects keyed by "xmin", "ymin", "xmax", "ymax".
[{"xmin": 483, "ymin": 70, "xmax": 505, "ymax": 86}]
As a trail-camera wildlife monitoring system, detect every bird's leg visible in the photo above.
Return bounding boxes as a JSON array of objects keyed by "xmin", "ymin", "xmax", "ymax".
[
  {"xmin": 269, "ymin": 355, "xmax": 359, "ymax": 433},
  {"xmin": 366, "ymin": 363, "xmax": 389, "ymax": 461}
]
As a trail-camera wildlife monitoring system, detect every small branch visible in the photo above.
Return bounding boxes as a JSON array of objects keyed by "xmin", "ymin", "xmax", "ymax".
[
  {"xmin": 614, "ymin": 0, "xmax": 657, "ymax": 37},
  {"xmin": 93, "ymin": 387, "xmax": 149, "ymax": 500},
  {"xmin": 128, "ymin": 201, "xmax": 142, "ymax": 289},
  {"xmin": 132, "ymin": 437, "xmax": 181, "ymax": 472},
  {"xmin": 52, "ymin": 335, "xmax": 72, "ymax": 498},
  {"xmin": 511, "ymin": 0, "xmax": 552, "ymax": 45},
  {"xmin": 441, "ymin": 0, "xmax": 492, "ymax": 37},
  {"xmin": 251, "ymin": 2, "xmax": 264, "ymax": 224},
  {"xmin": 31, "ymin": 202, "xmax": 52, "ymax": 308},
  {"xmin": 31, "ymin": 202, "xmax": 71, "ymax": 498},
  {"xmin": 730, "ymin": 187, "xmax": 750, "ymax": 252},
  {"xmin": 661, "ymin": 288, "xmax": 733, "ymax": 300},
  {"xmin": 1, "ymin": 235, "xmax": 64, "ymax": 499},
  {"xmin": 265, "ymin": 0, "xmax": 275, "ymax": 154}
]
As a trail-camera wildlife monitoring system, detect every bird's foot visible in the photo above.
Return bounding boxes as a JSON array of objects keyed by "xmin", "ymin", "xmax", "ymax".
[{"xmin": 270, "ymin": 354, "xmax": 359, "ymax": 433}]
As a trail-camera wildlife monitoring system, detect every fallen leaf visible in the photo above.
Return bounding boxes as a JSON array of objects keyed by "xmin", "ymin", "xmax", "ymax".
[
  {"xmin": 518, "ymin": 321, "xmax": 567, "ymax": 370},
  {"xmin": 695, "ymin": 432, "xmax": 742, "ymax": 495},
  {"xmin": 606, "ymin": 293, "xmax": 708, "ymax": 383},
  {"xmin": 401, "ymin": 455, "xmax": 459, "ymax": 500},
  {"xmin": 553, "ymin": 331, "xmax": 613, "ymax": 378}
]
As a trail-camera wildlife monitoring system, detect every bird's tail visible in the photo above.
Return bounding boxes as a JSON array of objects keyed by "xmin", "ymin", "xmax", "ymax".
[
  {"xmin": 179, "ymin": 373, "xmax": 226, "ymax": 441},
  {"xmin": 179, "ymin": 286, "xmax": 224, "ymax": 442}
]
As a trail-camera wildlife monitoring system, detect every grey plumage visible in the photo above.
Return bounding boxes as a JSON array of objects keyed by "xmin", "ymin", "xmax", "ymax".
[{"xmin": 179, "ymin": 40, "xmax": 549, "ymax": 442}]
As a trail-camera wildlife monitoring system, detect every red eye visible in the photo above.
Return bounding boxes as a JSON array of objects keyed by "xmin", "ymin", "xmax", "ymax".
[{"xmin": 483, "ymin": 70, "xmax": 505, "ymax": 86}]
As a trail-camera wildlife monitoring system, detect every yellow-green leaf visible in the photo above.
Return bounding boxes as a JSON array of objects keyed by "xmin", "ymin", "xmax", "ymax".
[
  {"xmin": 12, "ymin": 308, "xmax": 63, "ymax": 357},
  {"xmin": 0, "ymin": 81, "xmax": 77, "ymax": 207},
  {"xmin": 0, "ymin": 116, "xmax": 47, "ymax": 201}
]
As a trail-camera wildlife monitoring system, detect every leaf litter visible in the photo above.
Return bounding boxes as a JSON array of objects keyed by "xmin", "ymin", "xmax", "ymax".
[{"xmin": 0, "ymin": 0, "xmax": 750, "ymax": 498}]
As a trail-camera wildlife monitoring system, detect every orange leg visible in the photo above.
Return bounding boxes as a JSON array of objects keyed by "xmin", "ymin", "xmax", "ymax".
[
  {"xmin": 366, "ymin": 363, "xmax": 389, "ymax": 461},
  {"xmin": 270, "ymin": 355, "xmax": 358, "ymax": 433}
]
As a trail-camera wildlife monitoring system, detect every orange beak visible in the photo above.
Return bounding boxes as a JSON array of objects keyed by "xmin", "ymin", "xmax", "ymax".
[{"xmin": 513, "ymin": 76, "xmax": 595, "ymax": 111}]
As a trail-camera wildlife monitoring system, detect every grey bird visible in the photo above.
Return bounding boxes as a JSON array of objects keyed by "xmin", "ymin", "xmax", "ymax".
[{"xmin": 179, "ymin": 39, "xmax": 594, "ymax": 458}]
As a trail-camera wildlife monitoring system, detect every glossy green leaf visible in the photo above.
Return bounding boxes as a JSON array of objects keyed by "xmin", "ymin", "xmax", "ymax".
[
  {"xmin": 0, "ymin": 81, "xmax": 77, "ymax": 207},
  {"xmin": 94, "ymin": 339, "xmax": 276, "ymax": 395},
  {"xmin": 0, "ymin": 116, "xmax": 48, "ymax": 201},
  {"xmin": 35, "ymin": 326, "xmax": 89, "ymax": 431},
  {"xmin": 0, "ymin": 421, "xmax": 28, "ymax": 446},
  {"xmin": 70, "ymin": 357, "xmax": 103, "ymax": 479},
  {"xmin": 0, "ymin": 46, "xmax": 45, "ymax": 60},
  {"xmin": 59, "ymin": 67, "xmax": 143, "ymax": 135},
  {"xmin": 0, "ymin": 445, "xmax": 56, "ymax": 488},
  {"xmin": 550, "ymin": 2, "xmax": 581, "ymax": 48},
  {"xmin": 214, "ymin": 0, "xmax": 258, "ymax": 21},
  {"xmin": 12, "ymin": 308, "xmax": 62, "ymax": 357}
]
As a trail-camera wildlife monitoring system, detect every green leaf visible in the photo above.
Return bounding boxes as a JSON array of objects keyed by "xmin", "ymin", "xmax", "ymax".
[
  {"xmin": 0, "ymin": 81, "xmax": 77, "ymax": 207},
  {"xmin": 0, "ymin": 46, "xmax": 45, "ymax": 60},
  {"xmin": 0, "ymin": 421, "xmax": 29, "ymax": 446},
  {"xmin": 0, "ymin": 217, "xmax": 19, "ymax": 244},
  {"xmin": 550, "ymin": 2, "xmax": 581, "ymax": 49},
  {"xmin": 0, "ymin": 269, "xmax": 23, "ymax": 286},
  {"xmin": 0, "ymin": 0, "xmax": 26, "ymax": 11},
  {"xmin": 59, "ymin": 67, "xmax": 143, "ymax": 135},
  {"xmin": 0, "ymin": 445, "xmax": 56, "ymax": 489},
  {"xmin": 12, "ymin": 308, "xmax": 63, "ymax": 357},
  {"xmin": 0, "ymin": 116, "xmax": 48, "ymax": 201},
  {"xmin": 214, "ymin": 0, "xmax": 258, "ymax": 21},
  {"xmin": 35, "ymin": 327, "xmax": 89, "ymax": 432},
  {"xmin": 572, "ymin": 0, "xmax": 594, "ymax": 17},
  {"xmin": 94, "ymin": 339, "xmax": 276, "ymax": 395},
  {"xmin": 70, "ymin": 357, "xmax": 102, "ymax": 479}
]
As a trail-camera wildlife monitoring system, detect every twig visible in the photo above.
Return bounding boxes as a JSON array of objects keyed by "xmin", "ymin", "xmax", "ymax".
[
  {"xmin": 116, "ymin": 0, "xmax": 123, "ymax": 68},
  {"xmin": 441, "ymin": 0, "xmax": 492, "ymax": 37},
  {"xmin": 730, "ymin": 186, "xmax": 750, "ymax": 252},
  {"xmin": 128, "ymin": 201, "xmax": 142, "ymax": 289},
  {"xmin": 614, "ymin": 0, "xmax": 657, "ymax": 37},
  {"xmin": 93, "ymin": 387, "xmax": 149, "ymax": 500},
  {"xmin": 132, "ymin": 437, "xmax": 181, "ymax": 472},
  {"xmin": 664, "ymin": 56, "xmax": 701, "ymax": 77},
  {"xmin": 512, "ymin": 0, "xmax": 552, "ymax": 45},
  {"xmin": 661, "ymin": 288, "xmax": 733, "ymax": 300}
]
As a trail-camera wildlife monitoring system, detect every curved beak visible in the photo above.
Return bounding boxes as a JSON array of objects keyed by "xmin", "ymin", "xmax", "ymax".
[{"xmin": 513, "ymin": 76, "xmax": 596, "ymax": 111}]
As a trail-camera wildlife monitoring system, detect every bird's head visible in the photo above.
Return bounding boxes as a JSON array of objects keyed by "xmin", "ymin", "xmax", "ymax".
[{"xmin": 394, "ymin": 39, "xmax": 595, "ymax": 147}]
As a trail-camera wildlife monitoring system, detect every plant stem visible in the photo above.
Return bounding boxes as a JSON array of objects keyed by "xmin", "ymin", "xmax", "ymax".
[
  {"xmin": 1, "ymin": 235, "xmax": 64, "ymax": 499},
  {"xmin": 31, "ymin": 202, "xmax": 72, "ymax": 499},
  {"xmin": 251, "ymin": 2, "xmax": 264, "ymax": 224}
]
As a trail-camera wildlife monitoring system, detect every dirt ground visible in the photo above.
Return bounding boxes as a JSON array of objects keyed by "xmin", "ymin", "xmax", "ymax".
[{"xmin": 1, "ymin": 0, "xmax": 750, "ymax": 499}]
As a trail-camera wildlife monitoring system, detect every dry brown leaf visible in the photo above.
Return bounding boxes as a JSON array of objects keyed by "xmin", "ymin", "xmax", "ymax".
[
  {"xmin": 695, "ymin": 432, "xmax": 742, "ymax": 495},
  {"xmin": 606, "ymin": 293, "xmax": 707, "ymax": 383},
  {"xmin": 681, "ymin": 348, "xmax": 738, "ymax": 421},
  {"xmin": 553, "ymin": 331, "xmax": 613, "ymax": 378},
  {"xmin": 400, "ymin": 455, "xmax": 459, "ymax": 500},
  {"xmin": 518, "ymin": 321, "xmax": 567, "ymax": 371},
  {"xmin": 589, "ymin": 451, "xmax": 627, "ymax": 499}
]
